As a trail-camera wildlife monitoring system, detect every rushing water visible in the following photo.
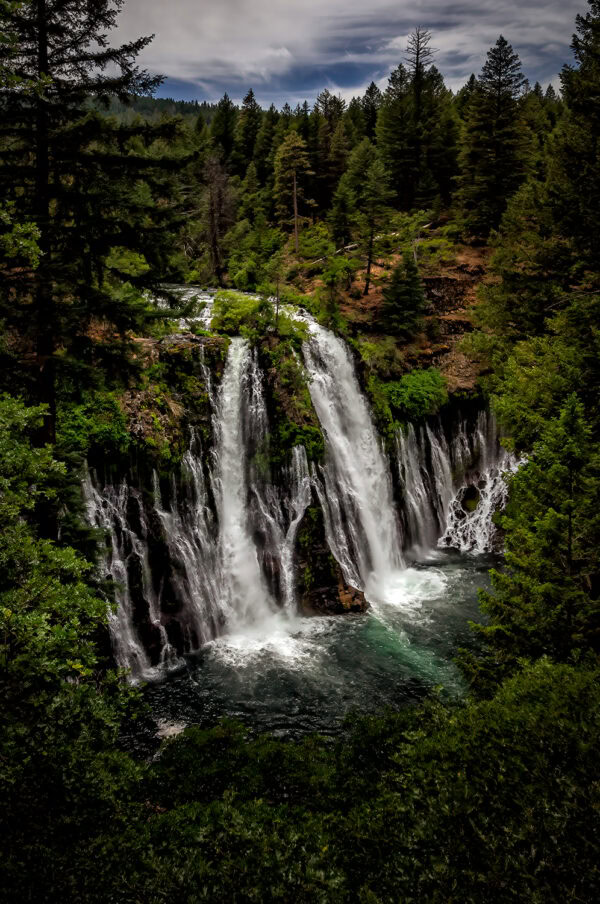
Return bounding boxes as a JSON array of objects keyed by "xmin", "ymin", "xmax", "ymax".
[
  {"xmin": 138, "ymin": 550, "xmax": 495, "ymax": 743},
  {"xmin": 86, "ymin": 308, "xmax": 519, "ymax": 740}
]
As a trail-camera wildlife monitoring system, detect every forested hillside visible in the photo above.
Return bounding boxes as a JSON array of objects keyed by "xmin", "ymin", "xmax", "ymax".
[{"xmin": 1, "ymin": 0, "xmax": 599, "ymax": 900}]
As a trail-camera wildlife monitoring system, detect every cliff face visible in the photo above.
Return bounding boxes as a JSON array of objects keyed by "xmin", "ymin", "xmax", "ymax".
[{"xmin": 295, "ymin": 500, "xmax": 368, "ymax": 616}]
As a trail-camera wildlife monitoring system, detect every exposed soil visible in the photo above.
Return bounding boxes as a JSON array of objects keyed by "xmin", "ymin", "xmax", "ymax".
[{"xmin": 330, "ymin": 243, "xmax": 491, "ymax": 395}]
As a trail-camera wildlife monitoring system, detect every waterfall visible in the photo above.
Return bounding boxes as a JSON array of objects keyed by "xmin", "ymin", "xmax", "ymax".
[
  {"xmin": 84, "ymin": 290, "xmax": 520, "ymax": 677},
  {"xmin": 301, "ymin": 316, "xmax": 404, "ymax": 603},
  {"xmin": 152, "ymin": 430, "xmax": 222, "ymax": 646},
  {"xmin": 395, "ymin": 424, "xmax": 438, "ymax": 555},
  {"xmin": 83, "ymin": 471, "xmax": 168, "ymax": 679},
  {"xmin": 439, "ymin": 451, "xmax": 521, "ymax": 554},
  {"xmin": 396, "ymin": 410, "xmax": 519, "ymax": 556},
  {"xmin": 251, "ymin": 446, "xmax": 312, "ymax": 611},
  {"xmin": 84, "ymin": 336, "xmax": 313, "ymax": 677},
  {"xmin": 211, "ymin": 337, "xmax": 277, "ymax": 628}
]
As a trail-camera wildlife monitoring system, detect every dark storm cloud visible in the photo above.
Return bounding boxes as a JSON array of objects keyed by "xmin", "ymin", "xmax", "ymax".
[{"xmin": 114, "ymin": 0, "xmax": 578, "ymax": 104}]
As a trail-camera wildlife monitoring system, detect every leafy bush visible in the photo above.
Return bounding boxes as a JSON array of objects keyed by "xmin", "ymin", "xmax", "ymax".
[
  {"xmin": 57, "ymin": 391, "xmax": 130, "ymax": 456},
  {"xmin": 298, "ymin": 222, "xmax": 335, "ymax": 261},
  {"xmin": 211, "ymin": 290, "xmax": 274, "ymax": 339},
  {"xmin": 385, "ymin": 368, "xmax": 448, "ymax": 420}
]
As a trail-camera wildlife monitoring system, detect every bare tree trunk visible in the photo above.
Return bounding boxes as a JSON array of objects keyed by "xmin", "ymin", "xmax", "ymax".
[{"xmin": 275, "ymin": 273, "xmax": 280, "ymax": 334}]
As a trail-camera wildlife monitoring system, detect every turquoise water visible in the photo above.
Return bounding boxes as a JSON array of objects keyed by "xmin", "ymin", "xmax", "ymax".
[{"xmin": 136, "ymin": 550, "xmax": 493, "ymax": 743}]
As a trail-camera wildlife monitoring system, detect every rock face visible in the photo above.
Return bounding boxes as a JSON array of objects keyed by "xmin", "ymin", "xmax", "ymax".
[{"xmin": 295, "ymin": 499, "xmax": 369, "ymax": 616}]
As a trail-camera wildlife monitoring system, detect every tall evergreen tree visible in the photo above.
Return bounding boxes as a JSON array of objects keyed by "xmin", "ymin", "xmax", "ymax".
[
  {"xmin": 210, "ymin": 92, "xmax": 237, "ymax": 161},
  {"xmin": 253, "ymin": 103, "xmax": 279, "ymax": 185},
  {"xmin": 201, "ymin": 156, "xmax": 235, "ymax": 286},
  {"xmin": 362, "ymin": 81, "xmax": 382, "ymax": 139},
  {"xmin": 547, "ymin": 0, "xmax": 600, "ymax": 270},
  {"xmin": 358, "ymin": 157, "xmax": 392, "ymax": 294},
  {"xmin": 328, "ymin": 181, "xmax": 356, "ymax": 248},
  {"xmin": 273, "ymin": 131, "xmax": 314, "ymax": 252},
  {"xmin": 377, "ymin": 45, "xmax": 457, "ymax": 209},
  {"xmin": 0, "ymin": 0, "xmax": 183, "ymax": 442},
  {"xmin": 381, "ymin": 252, "xmax": 426, "ymax": 337},
  {"xmin": 345, "ymin": 96, "xmax": 366, "ymax": 143},
  {"xmin": 457, "ymin": 36, "xmax": 528, "ymax": 235},
  {"xmin": 232, "ymin": 88, "xmax": 262, "ymax": 175}
]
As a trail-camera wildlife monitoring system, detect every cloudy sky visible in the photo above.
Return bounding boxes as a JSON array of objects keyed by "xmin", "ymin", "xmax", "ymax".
[{"xmin": 115, "ymin": 0, "xmax": 578, "ymax": 106}]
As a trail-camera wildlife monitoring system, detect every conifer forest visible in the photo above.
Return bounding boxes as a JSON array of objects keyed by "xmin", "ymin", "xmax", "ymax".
[{"xmin": 1, "ymin": 1, "xmax": 600, "ymax": 900}]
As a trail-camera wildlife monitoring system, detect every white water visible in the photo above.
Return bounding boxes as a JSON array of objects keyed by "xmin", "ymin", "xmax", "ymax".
[
  {"xmin": 211, "ymin": 337, "xmax": 276, "ymax": 628},
  {"xmin": 397, "ymin": 410, "xmax": 520, "ymax": 557},
  {"xmin": 152, "ymin": 431, "xmax": 222, "ymax": 647},
  {"xmin": 251, "ymin": 446, "xmax": 312, "ymax": 611},
  {"xmin": 84, "ymin": 299, "xmax": 519, "ymax": 680},
  {"xmin": 82, "ymin": 472, "xmax": 166, "ymax": 680},
  {"xmin": 300, "ymin": 317, "xmax": 416, "ymax": 607}
]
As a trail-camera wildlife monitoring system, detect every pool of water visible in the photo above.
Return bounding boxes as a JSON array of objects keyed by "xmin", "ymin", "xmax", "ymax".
[{"xmin": 131, "ymin": 549, "xmax": 493, "ymax": 746}]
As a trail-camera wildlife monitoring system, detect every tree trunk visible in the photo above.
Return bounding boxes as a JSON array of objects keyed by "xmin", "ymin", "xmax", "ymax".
[
  {"xmin": 208, "ymin": 188, "xmax": 225, "ymax": 287},
  {"xmin": 293, "ymin": 169, "xmax": 299, "ymax": 253},
  {"xmin": 363, "ymin": 225, "xmax": 374, "ymax": 295},
  {"xmin": 35, "ymin": 0, "xmax": 56, "ymax": 445}
]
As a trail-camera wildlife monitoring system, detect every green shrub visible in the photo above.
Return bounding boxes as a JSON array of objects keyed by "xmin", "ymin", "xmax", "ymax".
[
  {"xmin": 211, "ymin": 290, "xmax": 274, "ymax": 340},
  {"xmin": 385, "ymin": 368, "xmax": 448, "ymax": 420},
  {"xmin": 298, "ymin": 223, "xmax": 335, "ymax": 261},
  {"xmin": 57, "ymin": 391, "xmax": 130, "ymax": 456}
]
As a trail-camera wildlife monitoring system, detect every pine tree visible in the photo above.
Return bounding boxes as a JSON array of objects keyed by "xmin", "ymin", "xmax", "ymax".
[
  {"xmin": 273, "ymin": 131, "xmax": 314, "ymax": 252},
  {"xmin": 345, "ymin": 96, "xmax": 366, "ymax": 143},
  {"xmin": 376, "ymin": 64, "xmax": 411, "ymax": 205},
  {"xmin": 337, "ymin": 137, "xmax": 377, "ymax": 210},
  {"xmin": 0, "ymin": 0, "xmax": 183, "ymax": 442},
  {"xmin": 232, "ymin": 88, "xmax": 262, "ymax": 175},
  {"xmin": 547, "ymin": 0, "xmax": 600, "ymax": 270},
  {"xmin": 327, "ymin": 119, "xmax": 350, "ymax": 195},
  {"xmin": 457, "ymin": 36, "xmax": 528, "ymax": 236},
  {"xmin": 455, "ymin": 73, "xmax": 477, "ymax": 119},
  {"xmin": 358, "ymin": 157, "xmax": 392, "ymax": 295},
  {"xmin": 210, "ymin": 93, "xmax": 238, "ymax": 161},
  {"xmin": 461, "ymin": 395, "xmax": 600, "ymax": 694},
  {"xmin": 381, "ymin": 252, "xmax": 426, "ymax": 336},
  {"xmin": 362, "ymin": 81, "xmax": 382, "ymax": 139},
  {"xmin": 328, "ymin": 181, "xmax": 356, "ymax": 248},
  {"xmin": 376, "ymin": 46, "xmax": 457, "ymax": 209},
  {"xmin": 314, "ymin": 88, "xmax": 345, "ymax": 126},
  {"xmin": 202, "ymin": 156, "xmax": 235, "ymax": 286},
  {"xmin": 253, "ymin": 103, "xmax": 279, "ymax": 185}
]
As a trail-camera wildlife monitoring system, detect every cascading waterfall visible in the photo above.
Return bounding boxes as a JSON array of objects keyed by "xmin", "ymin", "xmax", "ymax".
[
  {"xmin": 439, "ymin": 447, "xmax": 520, "ymax": 553},
  {"xmin": 85, "ymin": 289, "xmax": 520, "ymax": 682},
  {"xmin": 211, "ymin": 337, "xmax": 278, "ymax": 628},
  {"xmin": 83, "ymin": 471, "xmax": 168, "ymax": 679},
  {"xmin": 84, "ymin": 336, "xmax": 312, "ymax": 676},
  {"xmin": 251, "ymin": 446, "xmax": 312, "ymax": 610},
  {"xmin": 301, "ymin": 316, "xmax": 404, "ymax": 603},
  {"xmin": 397, "ymin": 410, "xmax": 519, "ymax": 557},
  {"xmin": 151, "ymin": 430, "xmax": 222, "ymax": 647}
]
